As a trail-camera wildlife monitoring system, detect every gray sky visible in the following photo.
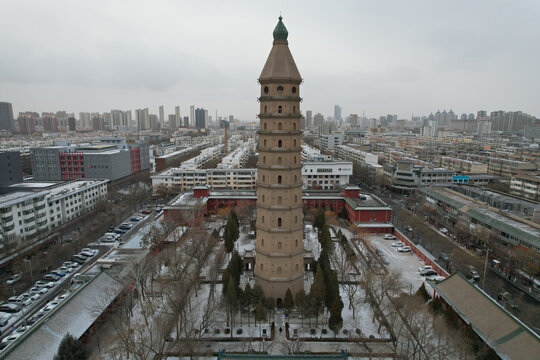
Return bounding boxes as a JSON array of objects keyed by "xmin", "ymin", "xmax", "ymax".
[{"xmin": 1, "ymin": 0, "xmax": 539, "ymax": 121}]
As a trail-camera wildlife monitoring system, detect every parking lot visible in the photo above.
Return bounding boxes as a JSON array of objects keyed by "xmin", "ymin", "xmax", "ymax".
[{"xmin": 0, "ymin": 207, "xmax": 158, "ymax": 353}]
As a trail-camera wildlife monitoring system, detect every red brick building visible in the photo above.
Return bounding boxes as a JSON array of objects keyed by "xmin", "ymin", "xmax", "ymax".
[{"xmin": 164, "ymin": 185, "xmax": 392, "ymax": 233}]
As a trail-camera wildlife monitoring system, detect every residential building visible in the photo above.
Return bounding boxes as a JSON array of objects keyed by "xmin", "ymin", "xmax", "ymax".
[
  {"xmin": 334, "ymin": 105, "xmax": 342, "ymax": 121},
  {"xmin": 305, "ymin": 110, "xmax": 312, "ymax": 127},
  {"xmin": 0, "ymin": 102, "xmax": 14, "ymax": 131},
  {"xmin": 159, "ymin": 105, "xmax": 165, "ymax": 129},
  {"xmin": 335, "ymin": 145, "xmax": 378, "ymax": 166},
  {"xmin": 510, "ymin": 172, "xmax": 540, "ymax": 201},
  {"xmin": 384, "ymin": 160, "xmax": 455, "ymax": 192},
  {"xmin": 441, "ymin": 156, "xmax": 488, "ymax": 174},
  {"xmin": 0, "ymin": 151, "xmax": 23, "ymax": 188},
  {"xmin": 136, "ymin": 108, "xmax": 150, "ymax": 130}
]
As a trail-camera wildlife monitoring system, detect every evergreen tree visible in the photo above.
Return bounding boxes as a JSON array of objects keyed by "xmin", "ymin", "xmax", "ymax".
[
  {"xmin": 314, "ymin": 207, "xmax": 325, "ymax": 229},
  {"xmin": 231, "ymin": 209, "xmax": 239, "ymax": 228},
  {"xmin": 310, "ymin": 263, "xmax": 326, "ymax": 320},
  {"xmin": 295, "ymin": 289, "xmax": 307, "ymax": 324},
  {"xmin": 338, "ymin": 206, "xmax": 348, "ymax": 220},
  {"xmin": 222, "ymin": 269, "xmax": 230, "ymax": 295},
  {"xmin": 252, "ymin": 284, "xmax": 264, "ymax": 305},
  {"xmin": 283, "ymin": 288, "xmax": 294, "ymax": 311},
  {"xmin": 54, "ymin": 334, "xmax": 88, "ymax": 360},
  {"xmin": 324, "ymin": 270, "xmax": 340, "ymax": 309},
  {"xmin": 255, "ymin": 299, "xmax": 267, "ymax": 323},
  {"xmin": 328, "ymin": 298, "xmax": 343, "ymax": 336},
  {"xmin": 318, "ymin": 224, "xmax": 331, "ymax": 251},
  {"xmin": 224, "ymin": 224, "xmax": 234, "ymax": 253}
]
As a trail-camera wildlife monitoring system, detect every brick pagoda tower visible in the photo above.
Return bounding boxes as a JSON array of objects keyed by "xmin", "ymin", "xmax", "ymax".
[{"xmin": 254, "ymin": 16, "xmax": 304, "ymax": 302}]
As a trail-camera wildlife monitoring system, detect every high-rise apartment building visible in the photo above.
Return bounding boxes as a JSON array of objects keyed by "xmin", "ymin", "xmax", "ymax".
[
  {"xmin": 79, "ymin": 112, "xmax": 91, "ymax": 129},
  {"xmin": 159, "ymin": 105, "xmax": 165, "ymax": 129},
  {"xmin": 334, "ymin": 104, "xmax": 342, "ymax": 121},
  {"xmin": 195, "ymin": 108, "xmax": 208, "ymax": 129},
  {"xmin": 350, "ymin": 114, "xmax": 358, "ymax": 126},
  {"xmin": 168, "ymin": 114, "xmax": 177, "ymax": 129},
  {"xmin": 305, "ymin": 110, "xmax": 312, "ymax": 127},
  {"xmin": 190, "ymin": 105, "xmax": 195, "ymax": 127},
  {"xmin": 254, "ymin": 16, "xmax": 304, "ymax": 300},
  {"xmin": 0, "ymin": 102, "xmax": 14, "ymax": 131},
  {"xmin": 136, "ymin": 108, "xmax": 150, "ymax": 130},
  {"xmin": 314, "ymin": 113, "xmax": 324, "ymax": 126},
  {"xmin": 175, "ymin": 106, "xmax": 181, "ymax": 129}
]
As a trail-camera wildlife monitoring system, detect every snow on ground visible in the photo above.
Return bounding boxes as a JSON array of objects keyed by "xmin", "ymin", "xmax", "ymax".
[
  {"xmin": 368, "ymin": 234, "xmax": 426, "ymax": 293},
  {"xmin": 304, "ymin": 226, "xmax": 321, "ymax": 261},
  {"xmin": 288, "ymin": 285, "xmax": 383, "ymax": 340}
]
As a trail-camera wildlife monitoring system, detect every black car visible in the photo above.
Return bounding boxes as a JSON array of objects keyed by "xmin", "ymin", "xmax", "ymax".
[
  {"xmin": 119, "ymin": 225, "xmax": 131, "ymax": 231},
  {"xmin": 71, "ymin": 257, "xmax": 85, "ymax": 265},
  {"xmin": 108, "ymin": 226, "xmax": 115, "ymax": 232}
]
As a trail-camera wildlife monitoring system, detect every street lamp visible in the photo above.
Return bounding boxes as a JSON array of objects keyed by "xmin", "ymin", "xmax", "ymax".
[{"xmin": 23, "ymin": 258, "xmax": 33, "ymax": 284}]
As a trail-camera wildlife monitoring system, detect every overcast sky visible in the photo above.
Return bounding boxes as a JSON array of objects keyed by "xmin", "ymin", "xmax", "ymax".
[{"xmin": 1, "ymin": 0, "xmax": 539, "ymax": 122}]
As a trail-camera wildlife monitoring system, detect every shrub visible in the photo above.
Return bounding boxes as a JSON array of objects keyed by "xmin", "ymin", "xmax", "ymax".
[
  {"xmin": 224, "ymin": 328, "xmax": 231, "ymax": 334},
  {"xmin": 322, "ymin": 329, "xmax": 328, "ymax": 334},
  {"xmin": 343, "ymin": 329, "xmax": 348, "ymax": 335},
  {"xmin": 310, "ymin": 329, "xmax": 316, "ymax": 335},
  {"xmin": 236, "ymin": 328, "xmax": 243, "ymax": 334},
  {"xmin": 356, "ymin": 329, "xmax": 361, "ymax": 335}
]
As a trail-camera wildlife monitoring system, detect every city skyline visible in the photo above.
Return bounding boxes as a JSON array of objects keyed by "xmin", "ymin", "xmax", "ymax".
[{"xmin": 1, "ymin": 1, "xmax": 539, "ymax": 121}]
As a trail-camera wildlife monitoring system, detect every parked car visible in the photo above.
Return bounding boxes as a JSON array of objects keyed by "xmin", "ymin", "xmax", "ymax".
[
  {"xmin": 35, "ymin": 280, "xmax": 54, "ymax": 288},
  {"xmin": 29, "ymin": 293, "xmax": 40, "ymax": 301},
  {"xmin": 397, "ymin": 246, "xmax": 412, "ymax": 253},
  {"xmin": 70, "ymin": 257, "xmax": 85, "ymax": 265},
  {"xmin": 427, "ymin": 275, "xmax": 446, "ymax": 283},
  {"xmin": 113, "ymin": 229, "xmax": 126, "ymax": 235},
  {"xmin": 439, "ymin": 227, "xmax": 448, "ymax": 234},
  {"xmin": 130, "ymin": 217, "xmax": 142, "ymax": 222},
  {"xmin": 0, "ymin": 313, "xmax": 12, "ymax": 327},
  {"xmin": 50, "ymin": 270, "xmax": 66, "ymax": 277},
  {"xmin": 1, "ymin": 332, "xmax": 21, "ymax": 344},
  {"xmin": 420, "ymin": 269, "xmax": 438, "ymax": 276},
  {"xmin": 6, "ymin": 274, "xmax": 22, "ymax": 285},
  {"xmin": 405, "ymin": 225, "xmax": 413, "ymax": 232},
  {"xmin": 80, "ymin": 251, "xmax": 95, "ymax": 258},
  {"xmin": 43, "ymin": 274, "xmax": 60, "ymax": 282},
  {"xmin": 25, "ymin": 316, "xmax": 38, "ymax": 325},
  {"xmin": 418, "ymin": 265, "xmax": 433, "ymax": 273},
  {"xmin": 107, "ymin": 226, "xmax": 115, "ymax": 232},
  {"xmin": 81, "ymin": 247, "xmax": 97, "ymax": 255},
  {"xmin": 391, "ymin": 241, "xmax": 404, "ymax": 247},
  {"xmin": 120, "ymin": 223, "xmax": 133, "ymax": 229},
  {"xmin": 57, "ymin": 266, "xmax": 73, "ymax": 273},
  {"xmin": 141, "ymin": 209, "xmax": 152, "ymax": 215},
  {"xmin": 439, "ymin": 252, "xmax": 450, "ymax": 261},
  {"xmin": 119, "ymin": 224, "xmax": 131, "ymax": 230},
  {"xmin": 384, "ymin": 234, "xmax": 396, "ymax": 240},
  {"xmin": 0, "ymin": 303, "xmax": 21, "ymax": 313}
]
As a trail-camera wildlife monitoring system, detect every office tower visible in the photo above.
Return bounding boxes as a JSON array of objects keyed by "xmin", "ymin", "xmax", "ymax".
[
  {"xmin": 254, "ymin": 16, "xmax": 304, "ymax": 300},
  {"xmin": 0, "ymin": 151, "xmax": 23, "ymax": 186},
  {"xmin": 159, "ymin": 105, "xmax": 165, "ymax": 129},
  {"xmin": 0, "ymin": 102, "xmax": 14, "ymax": 131},
  {"xmin": 314, "ymin": 113, "xmax": 324, "ymax": 126},
  {"xmin": 136, "ymin": 108, "xmax": 150, "ymax": 130},
  {"xmin": 334, "ymin": 105, "xmax": 342, "ymax": 121},
  {"xmin": 350, "ymin": 114, "xmax": 358, "ymax": 126},
  {"xmin": 175, "ymin": 106, "xmax": 181, "ymax": 129},
  {"xmin": 305, "ymin": 110, "xmax": 312, "ymax": 127},
  {"xmin": 190, "ymin": 105, "xmax": 195, "ymax": 126},
  {"xmin": 195, "ymin": 108, "xmax": 208, "ymax": 129},
  {"xmin": 168, "ymin": 114, "xmax": 177, "ymax": 129}
]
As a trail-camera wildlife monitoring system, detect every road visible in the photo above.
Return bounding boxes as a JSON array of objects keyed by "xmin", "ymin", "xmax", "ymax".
[{"xmin": 353, "ymin": 181, "xmax": 540, "ymax": 334}]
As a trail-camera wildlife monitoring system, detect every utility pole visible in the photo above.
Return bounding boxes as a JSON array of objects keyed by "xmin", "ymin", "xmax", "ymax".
[{"xmin": 482, "ymin": 247, "xmax": 490, "ymax": 289}]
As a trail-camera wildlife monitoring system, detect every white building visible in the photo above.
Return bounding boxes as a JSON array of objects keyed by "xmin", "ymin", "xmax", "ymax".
[
  {"xmin": 0, "ymin": 179, "xmax": 108, "ymax": 260},
  {"xmin": 218, "ymin": 141, "xmax": 254, "ymax": 169},
  {"xmin": 335, "ymin": 145, "xmax": 378, "ymax": 166},
  {"xmin": 301, "ymin": 161, "xmax": 352, "ymax": 190},
  {"xmin": 180, "ymin": 144, "xmax": 223, "ymax": 171},
  {"xmin": 152, "ymin": 168, "xmax": 257, "ymax": 191},
  {"xmin": 320, "ymin": 133, "xmax": 343, "ymax": 152}
]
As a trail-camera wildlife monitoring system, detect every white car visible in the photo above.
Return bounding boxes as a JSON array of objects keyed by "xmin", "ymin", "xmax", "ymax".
[
  {"xmin": 427, "ymin": 275, "xmax": 446, "ymax": 283},
  {"xmin": 397, "ymin": 246, "xmax": 412, "ymax": 253},
  {"xmin": 384, "ymin": 234, "xmax": 396, "ymax": 240},
  {"xmin": 6, "ymin": 274, "xmax": 22, "ymax": 285},
  {"xmin": 57, "ymin": 266, "xmax": 73, "ymax": 273},
  {"xmin": 418, "ymin": 265, "xmax": 433, "ymax": 273},
  {"xmin": 81, "ymin": 248, "xmax": 97, "ymax": 255},
  {"xmin": 439, "ymin": 227, "xmax": 448, "ymax": 234},
  {"xmin": 391, "ymin": 241, "xmax": 405, "ymax": 247}
]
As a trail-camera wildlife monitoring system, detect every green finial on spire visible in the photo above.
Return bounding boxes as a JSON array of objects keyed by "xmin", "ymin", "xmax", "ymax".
[{"xmin": 273, "ymin": 15, "xmax": 288, "ymax": 41}]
